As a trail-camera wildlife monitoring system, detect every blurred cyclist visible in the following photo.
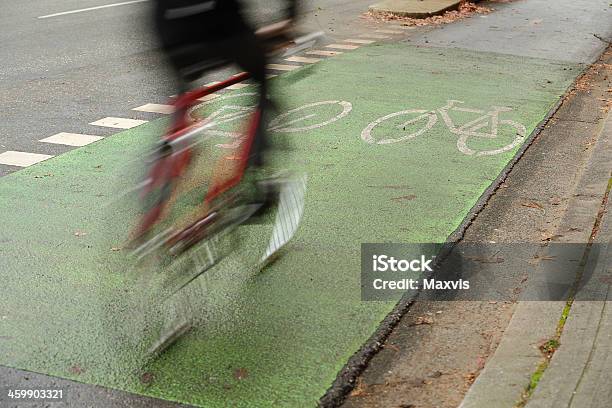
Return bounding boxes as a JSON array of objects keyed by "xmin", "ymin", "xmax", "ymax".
[{"xmin": 153, "ymin": 0, "xmax": 297, "ymax": 178}]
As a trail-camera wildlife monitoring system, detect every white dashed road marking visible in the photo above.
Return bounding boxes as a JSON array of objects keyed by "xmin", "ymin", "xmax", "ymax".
[
  {"xmin": 285, "ymin": 56, "xmax": 321, "ymax": 64},
  {"xmin": 133, "ymin": 103, "xmax": 175, "ymax": 114},
  {"xmin": 306, "ymin": 50, "xmax": 343, "ymax": 57},
  {"xmin": 376, "ymin": 29, "xmax": 403, "ymax": 34},
  {"xmin": 0, "ymin": 151, "xmax": 54, "ymax": 167},
  {"xmin": 267, "ymin": 64, "xmax": 300, "ymax": 71},
  {"xmin": 325, "ymin": 44, "xmax": 360, "ymax": 50},
  {"xmin": 344, "ymin": 39, "xmax": 375, "ymax": 44},
  {"xmin": 226, "ymin": 83, "xmax": 250, "ymax": 90},
  {"xmin": 90, "ymin": 117, "xmax": 148, "ymax": 129},
  {"xmin": 40, "ymin": 132, "xmax": 104, "ymax": 147},
  {"xmin": 197, "ymin": 94, "xmax": 220, "ymax": 102},
  {"xmin": 359, "ymin": 34, "xmax": 390, "ymax": 39}
]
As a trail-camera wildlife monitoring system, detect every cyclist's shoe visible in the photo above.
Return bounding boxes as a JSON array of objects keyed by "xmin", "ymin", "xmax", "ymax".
[{"xmin": 243, "ymin": 171, "xmax": 291, "ymax": 223}]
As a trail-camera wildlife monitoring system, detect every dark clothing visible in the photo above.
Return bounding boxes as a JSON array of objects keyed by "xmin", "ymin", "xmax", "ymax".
[{"xmin": 152, "ymin": 0, "xmax": 283, "ymax": 166}]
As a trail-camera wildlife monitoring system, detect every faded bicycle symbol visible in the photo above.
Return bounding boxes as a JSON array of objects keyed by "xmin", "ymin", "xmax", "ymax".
[
  {"xmin": 190, "ymin": 93, "xmax": 352, "ymax": 149},
  {"xmin": 361, "ymin": 100, "xmax": 527, "ymax": 156}
]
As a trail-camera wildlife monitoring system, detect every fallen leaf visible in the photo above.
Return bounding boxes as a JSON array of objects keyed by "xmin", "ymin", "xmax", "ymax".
[
  {"xmin": 74, "ymin": 231, "xmax": 87, "ymax": 237},
  {"xmin": 414, "ymin": 316, "xmax": 434, "ymax": 325},
  {"xmin": 521, "ymin": 201, "xmax": 545, "ymax": 212},
  {"xmin": 392, "ymin": 195, "xmax": 417, "ymax": 202},
  {"xmin": 140, "ymin": 372, "xmax": 154, "ymax": 384},
  {"xmin": 384, "ymin": 343, "xmax": 401, "ymax": 352},
  {"xmin": 69, "ymin": 365, "xmax": 84, "ymax": 375},
  {"xmin": 233, "ymin": 367, "xmax": 249, "ymax": 380}
]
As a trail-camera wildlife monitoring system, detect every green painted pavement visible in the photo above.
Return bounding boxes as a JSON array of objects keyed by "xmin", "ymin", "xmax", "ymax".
[{"xmin": 0, "ymin": 44, "xmax": 580, "ymax": 406}]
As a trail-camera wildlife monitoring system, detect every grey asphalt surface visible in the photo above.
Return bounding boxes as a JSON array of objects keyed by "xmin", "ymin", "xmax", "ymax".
[
  {"xmin": 414, "ymin": 0, "xmax": 611, "ymax": 63},
  {"xmin": 0, "ymin": 0, "xmax": 378, "ymax": 176}
]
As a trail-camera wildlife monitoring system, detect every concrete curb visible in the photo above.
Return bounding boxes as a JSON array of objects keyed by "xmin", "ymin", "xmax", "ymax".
[
  {"xmin": 459, "ymin": 112, "xmax": 612, "ymax": 408},
  {"xmin": 369, "ymin": 0, "xmax": 462, "ymax": 18}
]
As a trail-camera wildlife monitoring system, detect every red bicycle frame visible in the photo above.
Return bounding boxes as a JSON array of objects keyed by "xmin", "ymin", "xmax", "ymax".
[{"xmin": 136, "ymin": 71, "xmax": 260, "ymax": 238}]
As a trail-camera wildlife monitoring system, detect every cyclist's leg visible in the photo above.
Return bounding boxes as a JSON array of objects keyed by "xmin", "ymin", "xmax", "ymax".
[{"xmin": 220, "ymin": 28, "xmax": 269, "ymax": 168}]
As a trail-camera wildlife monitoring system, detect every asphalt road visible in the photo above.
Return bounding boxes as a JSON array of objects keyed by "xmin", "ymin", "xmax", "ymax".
[{"xmin": 0, "ymin": 0, "xmax": 376, "ymax": 176}]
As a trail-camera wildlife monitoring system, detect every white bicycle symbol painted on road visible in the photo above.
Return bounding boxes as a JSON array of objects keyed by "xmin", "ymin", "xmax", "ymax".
[
  {"xmin": 361, "ymin": 100, "xmax": 527, "ymax": 156},
  {"xmin": 192, "ymin": 96, "xmax": 526, "ymax": 156},
  {"xmin": 190, "ymin": 93, "xmax": 352, "ymax": 148}
]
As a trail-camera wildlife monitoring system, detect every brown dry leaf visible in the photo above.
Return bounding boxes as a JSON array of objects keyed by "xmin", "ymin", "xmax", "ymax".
[
  {"xmin": 69, "ymin": 365, "xmax": 84, "ymax": 375},
  {"xmin": 233, "ymin": 367, "xmax": 249, "ymax": 380},
  {"xmin": 414, "ymin": 316, "xmax": 434, "ymax": 325},
  {"xmin": 540, "ymin": 231, "xmax": 563, "ymax": 242},
  {"xmin": 349, "ymin": 378, "xmax": 370, "ymax": 397},
  {"xmin": 140, "ymin": 371, "xmax": 155, "ymax": 385},
  {"xmin": 521, "ymin": 201, "xmax": 545, "ymax": 212},
  {"xmin": 366, "ymin": 2, "xmax": 491, "ymax": 27},
  {"xmin": 110, "ymin": 247, "xmax": 122, "ymax": 252},
  {"xmin": 384, "ymin": 343, "xmax": 401, "ymax": 352},
  {"xmin": 392, "ymin": 195, "xmax": 417, "ymax": 202},
  {"xmin": 466, "ymin": 255, "xmax": 504, "ymax": 264}
]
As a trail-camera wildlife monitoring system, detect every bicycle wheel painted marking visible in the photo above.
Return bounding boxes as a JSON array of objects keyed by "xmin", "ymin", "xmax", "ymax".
[
  {"xmin": 89, "ymin": 117, "xmax": 147, "ymax": 129},
  {"xmin": 285, "ymin": 56, "xmax": 321, "ymax": 64},
  {"xmin": 0, "ymin": 151, "xmax": 53, "ymax": 167},
  {"xmin": 325, "ymin": 44, "xmax": 360, "ymax": 50},
  {"xmin": 306, "ymin": 50, "xmax": 343, "ymax": 57},
  {"xmin": 361, "ymin": 110, "xmax": 437, "ymax": 144},
  {"xmin": 132, "ymin": 103, "xmax": 175, "ymax": 114},
  {"xmin": 40, "ymin": 132, "xmax": 104, "ymax": 147},
  {"xmin": 269, "ymin": 101, "xmax": 353, "ymax": 133}
]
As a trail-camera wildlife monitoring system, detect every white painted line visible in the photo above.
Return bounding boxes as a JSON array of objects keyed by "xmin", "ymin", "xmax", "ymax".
[
  {"xmin": 267, "ymin": 64, "xmax": 300, "ymax": 71},
  {"xmin": 226, "ymin": 83, "xmax": 250, "ymax": 90},
  {"xmin": 325, "ymin": 43, "xmax": 359, "ymax": 50},
  {"xmin": 344, "ymin": 39, "xmax": 375, "ymax": 44},
  {"xmin": 306, "ymin": 50, "xmax": 343, "ymax": 57},
  {"xmin": 0, "ymin": 151, "xmax": 53, "ymax": 167},
  {"xmin": 285, "ymin": 56, "xmax": 321, "ymax": 64},
  {"xmin": 132, "ymin": 103, "xmax": 175, "ymax": 114},
  {"xmin": 359, "ymin": 34, "xmax": 390, "ymax": 39},
  {"xmin": 196, "ymin": 94, "xmax": 220, "ymax": 102},
  {"xmin": 90, "ymin": 117, "xmax": 147, "ymax": 129},
  {"xmin": 38, "ymin": 0, "xmax": 148, "ymax": 19},
  {"xmin": 40, "ymin": 132, "xmax": 104, "ymax": 147},
  {"xmin": 376, "ymin": 29, "xmax": 403, "ymax": 34}
]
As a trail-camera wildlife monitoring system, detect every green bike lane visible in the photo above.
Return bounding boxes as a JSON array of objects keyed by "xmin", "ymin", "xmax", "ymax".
[{"xmin": 0, "ymin": 44, "xmax": 580, "ymax": 406}]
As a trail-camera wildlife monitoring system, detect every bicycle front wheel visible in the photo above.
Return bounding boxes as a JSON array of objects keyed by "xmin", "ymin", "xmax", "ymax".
[
  {"xmin": 456, "ymin": 119, "xmax": 527, "ymax": 156},
  {"xmin": 361, "ymin": 110, "xmax": 437, "ymax": 145}
]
